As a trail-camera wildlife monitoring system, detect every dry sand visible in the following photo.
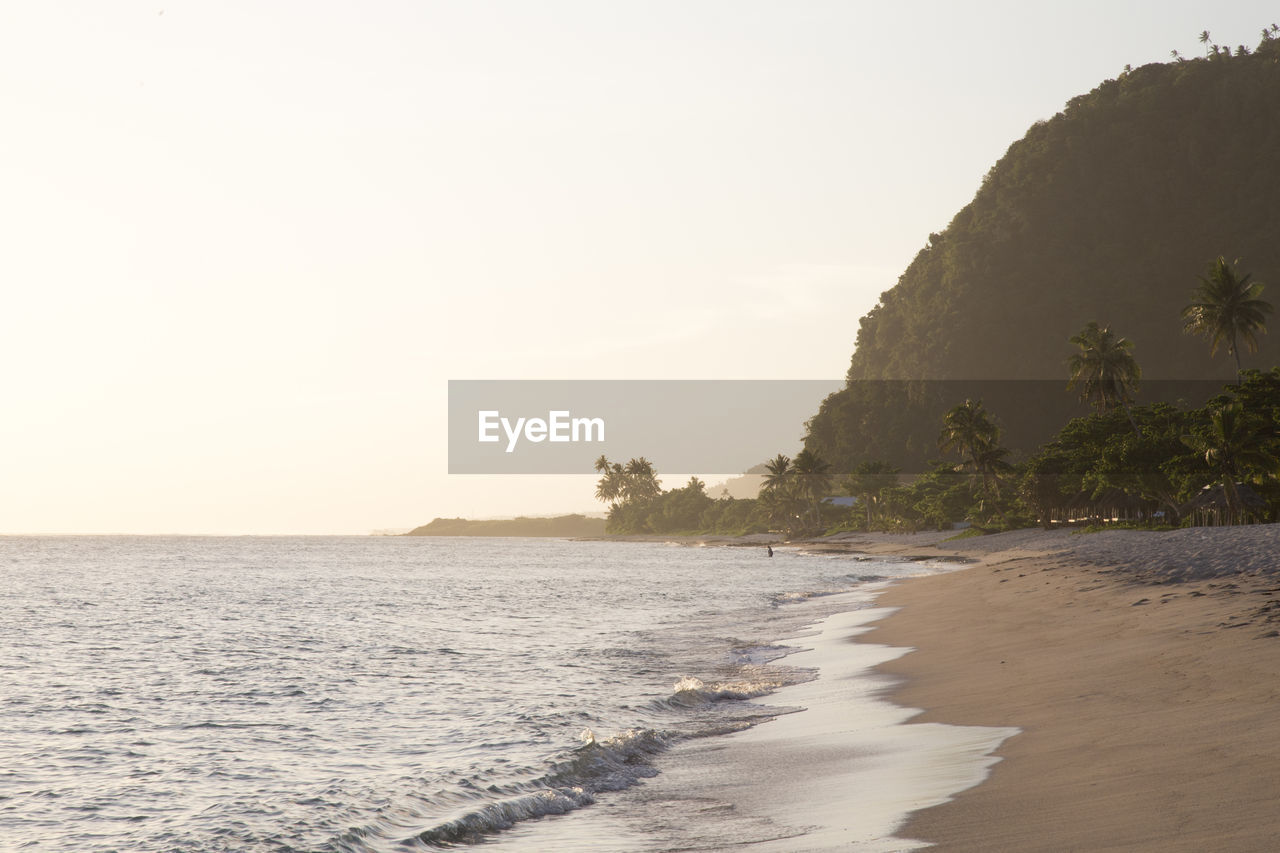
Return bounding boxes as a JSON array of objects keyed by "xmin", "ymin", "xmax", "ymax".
[{"xmin": 850, "ymin": 525, "xmax": 1280, "ymax": 851}]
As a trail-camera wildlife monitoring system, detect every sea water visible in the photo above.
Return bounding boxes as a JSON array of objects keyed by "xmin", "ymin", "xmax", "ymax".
[{"xmin": 0, "ymin": 536, "xmax": 1000, "ymax": 851}]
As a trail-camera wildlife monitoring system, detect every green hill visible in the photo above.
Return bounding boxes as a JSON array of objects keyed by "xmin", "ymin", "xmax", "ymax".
[{"xmin": 806, "ymin": 39, "xmax": 1280, "ymax": 472}]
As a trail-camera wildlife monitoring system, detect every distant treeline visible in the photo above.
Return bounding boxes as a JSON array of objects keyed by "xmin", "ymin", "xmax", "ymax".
[
  {"xmin": 405, "ymin": 515, "xmax": 606, "ymax": 537},
  {"xmin": 593, "ymin": 366, "xmax": 1280, "ymax": 537}
]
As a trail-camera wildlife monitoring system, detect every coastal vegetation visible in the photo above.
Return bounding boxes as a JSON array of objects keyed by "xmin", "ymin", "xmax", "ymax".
[
  {"xmin": 592, "ymin": 452, "xmax": 844, "ymax": 537},
  {"xmin": 806, "ymin": 33, "xmax": 1280, "ymax": 475},
  {"xmin": 832, "ymin": 329, "xmax": 1279, "ymax": 533},
  {"xmin": 595, "ymin": 454, "xmax": 772, "ymax": 536},
  {"xmin": 595, "ymin": 33, "xmax": 1280, "ymax": 538},
  {"xmin": 594, "ymin": 364, "xmax": 1278, "ymax": 536}
]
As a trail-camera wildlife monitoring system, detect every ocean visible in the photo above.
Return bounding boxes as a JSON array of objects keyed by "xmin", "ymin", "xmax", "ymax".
[{"xmin": 0, "ymin": 535, "xmax": 1010, "ymax": 851}]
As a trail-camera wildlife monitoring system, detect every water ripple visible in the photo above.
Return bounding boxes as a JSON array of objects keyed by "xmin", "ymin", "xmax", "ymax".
[{"xmin": 0, "ymin": 535, "xmax": 925, "ymax": 851}]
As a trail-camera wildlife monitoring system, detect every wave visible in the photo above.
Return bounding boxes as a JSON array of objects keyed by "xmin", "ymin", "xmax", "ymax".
[
  {"xmin": 768, "ymin": 576, "xmax": 887, "ymax": 606},
  {"xmin": 344, "ymin": 617, "xmax": 832, "ymax": 849},
  {"xmin": 769, "ymin": 589, "xmax": 849, "ymax": 606},
  {"xmin": 633, "ymin": 670, "xmax": 801, "ymax": 718},
  {"xmin": 408, "ymin": 786, "xmax": 595, "ymax": 847},
  {"xmin": 403, "ymin": 728, "xmax": 670, "ymax": 849},
  {"xmin": 729, "ymin": 641, "xmax": 791, "ymax": 666},
  {"xmin": 672, "ymin": 674, "xmax": 781, "ymax": 702}
]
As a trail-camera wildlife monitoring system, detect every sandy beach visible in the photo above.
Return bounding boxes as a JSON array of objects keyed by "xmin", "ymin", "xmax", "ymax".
[{"xmin": 849, "ymin": 525, "xmax": 1280, "ymax": 851}]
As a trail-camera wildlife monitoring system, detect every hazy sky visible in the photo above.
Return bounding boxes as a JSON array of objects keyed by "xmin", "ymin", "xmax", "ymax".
[{"xmin": 3, "ymin": 2, "xmax": 1274, "ymax": 533}]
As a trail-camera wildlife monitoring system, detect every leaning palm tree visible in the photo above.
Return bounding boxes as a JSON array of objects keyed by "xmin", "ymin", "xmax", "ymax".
[
  {"xmin": 1182, "ymin": 256, "xmax": 1272, "ymax": 382},
  {"xmin": 1067, "ymin": 322, "xmax": 1142, "ymax": 418}
]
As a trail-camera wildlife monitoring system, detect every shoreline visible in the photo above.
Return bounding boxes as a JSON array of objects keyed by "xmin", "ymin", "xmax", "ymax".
[
  {"xmin": 857, "ymin": 524, "xmax": 1280, "ymax": 851},
  {"xmin": 704, "ymin": 590, "xmax": 1017, "ymax": 852},
  {"xmin": 545, "ymin": 582, "xmax": 1019, "ymax": 852}
]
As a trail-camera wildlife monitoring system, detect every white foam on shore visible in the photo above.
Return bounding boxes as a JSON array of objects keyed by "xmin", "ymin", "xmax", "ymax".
[{"xmin": 642, "ymin": 585, "xmax": 1020, "ymax": 851}]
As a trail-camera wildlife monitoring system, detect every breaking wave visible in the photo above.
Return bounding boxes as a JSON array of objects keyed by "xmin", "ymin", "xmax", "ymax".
[
  {"xmin": 672, "ymin": 674, "xmax": 782, "ymax": 701},
  {"xmin": 404, "ymin": 728, "xmax": 670, "ymax": 848},
  {"xmin": 395, "ymin": 663, "xmax": 812, "ymax": 848}
]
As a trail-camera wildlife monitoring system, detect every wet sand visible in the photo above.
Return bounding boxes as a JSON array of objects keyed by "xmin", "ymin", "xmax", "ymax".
[{"xmin": 860, "ymin": 525, "xmax": 1280, "ymax": 851}]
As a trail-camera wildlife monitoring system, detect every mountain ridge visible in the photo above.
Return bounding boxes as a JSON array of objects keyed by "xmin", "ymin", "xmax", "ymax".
[{"xmin": 807, "ymin": 41, "xmax": 1280, "ymax": 472}]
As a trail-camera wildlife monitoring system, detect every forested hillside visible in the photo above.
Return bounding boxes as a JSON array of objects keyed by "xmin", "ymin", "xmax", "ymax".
[{"xmin": 807, "ymin": 37, "xmax": 1280, "ymax": 472}]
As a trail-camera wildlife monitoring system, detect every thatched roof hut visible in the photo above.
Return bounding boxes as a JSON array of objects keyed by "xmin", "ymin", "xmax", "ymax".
[{"xmin": 1182, "ymin": 483, "xmax": 1269, "ymax": 527}]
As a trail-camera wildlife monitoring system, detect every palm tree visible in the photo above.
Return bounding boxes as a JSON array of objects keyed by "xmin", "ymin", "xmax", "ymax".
[
  {"xmin": 622, "ymin": 457, "xmax": 661, "ymax": 502},
  {"xmin": 1182, "ymin": 256, "xmax": 1273, "ymax": 382},
  {"xmin": 1199, "ymin": 30, "xmax": 1212, "ymax": 56},
  {"xmin": 593, "ymin": 455, "xmax": 626, "ymax": 507},
  {"xmin": 938, "ymin": 399, "xmax": 998, "ymax": 457},
  {"xmin": 1067, "ymin": 322, "xmax": 1142, "ymax": 419},
  {"xmin": 792, "ymin": 450, "xmax": 832, "ymax": 501},
  {"xmin": 843, "ymin": 461, "xmax": 899, "ymax": 529},
  {"xmin": 756, "ymin": 454, "xmax": 801, "ymax": 535},
  {"xmin": 971, "ymin": 442, "xmax": 1012, "ymax": 500},
  {"xmin": 791, "ymin": 449, "xmax": 833, "ymax": 533},
  {"xmin": 760, "ymin": 454, "xmax": 792, "ymax": 493},
  {"xmin": 938, "ymin": 400, "xmax": 1007, "ymax": 499},
  {"xmin": 757, "ymin": 483, "xmax": 801, "ymax": 536}
]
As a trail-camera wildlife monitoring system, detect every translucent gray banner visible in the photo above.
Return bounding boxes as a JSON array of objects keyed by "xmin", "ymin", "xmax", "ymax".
[
  {"xmin": 448, "ymin": 379, "xmax": 1233, "ymax": 475},
  {"xmin": 448, "ymin": 380, "xmax": 842, "ymax": 474}
]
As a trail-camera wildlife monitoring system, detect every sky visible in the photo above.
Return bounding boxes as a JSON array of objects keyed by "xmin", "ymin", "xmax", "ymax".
[{"xmin": 2, "ymin": 1, "xmax": 1275, "ymax": 534}]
